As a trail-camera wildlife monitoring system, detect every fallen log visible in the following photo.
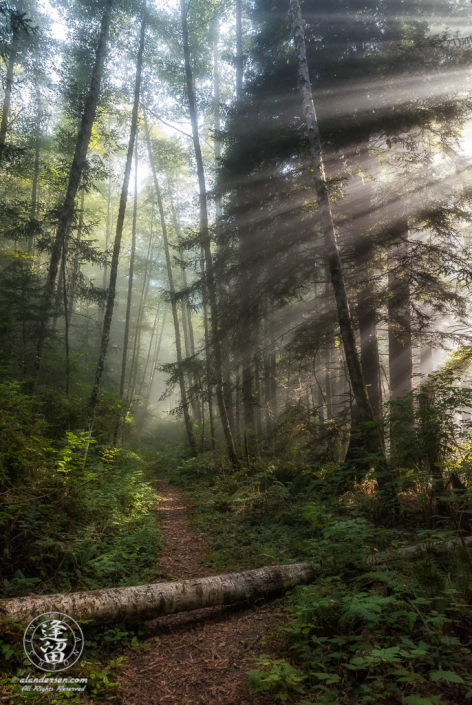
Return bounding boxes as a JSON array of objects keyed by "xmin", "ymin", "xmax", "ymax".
[
  {"xmin": 1, "ymin": 536, "xmax": 470, "ymax": 628},
  {"xmin": 0, "ymin": 563, "xmax": 317, "ymax": 628}
]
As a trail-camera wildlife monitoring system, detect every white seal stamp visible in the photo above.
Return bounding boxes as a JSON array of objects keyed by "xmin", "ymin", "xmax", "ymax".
[{"xmin": 23, "ymin": 612, "xmax": 84, "ymax": 672}]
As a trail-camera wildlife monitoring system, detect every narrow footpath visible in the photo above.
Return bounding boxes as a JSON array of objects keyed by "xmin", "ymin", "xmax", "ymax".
[{"xmin": 119, "ymin": 481, "xmax": 282, "ymax": 705}]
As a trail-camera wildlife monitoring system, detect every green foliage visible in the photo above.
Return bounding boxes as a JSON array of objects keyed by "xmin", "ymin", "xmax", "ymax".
[
  {"xmin": 0, "ymin": 378, "xmax": 162, "ymax": 596},
  {"xmin": 388, "ymin": 369, "xmax": 472, "ymax": 476},
  {"xmin": 156, "ymin": 446, "xmax": 472, "ymax": 705},
  {"xmin": 0, "ymin": 619, "xmax": 160, "ymax": 703}
]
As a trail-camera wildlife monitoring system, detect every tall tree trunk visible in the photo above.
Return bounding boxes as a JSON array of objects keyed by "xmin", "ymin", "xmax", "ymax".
[
  {"xmin": 180, "ymin": 0, "xmax": 238, "ymax": 464},
  {"xmin": 129, "ymin": 205, "xmax": 154, "ymax": 406},
  {"xmin": 144, "ymin": 305, "xmax": 167, "ymax": 410},
  {"xmin": 0, "ymin": 0, "xmax": 23, "ymax": 164},
  {"xmin": 144, "ymin": 115, "xmax": 197, "ymax": 456},
  {"xmin": 242, "ymin": 356, "xmax": 255, "ymax": 439},
  {"xmin": 213, "ymin": 22, "xmax": 222, "ymax": 214},
  {"xmin": 201, "ymin": 254, "xmax": 216, "ymax": 450},
  {"xmin": 103, "ymin": 170, "xmax": 112, "ymax": 288},
  {"xmin": 37, "ymin": 0, "xmax": 114, "ymax": 370},
  {"xmin": 169, "ymin": 194, "xmax": 202, "ymax": 424},
  {"xmin": 86, "ymin": 0, "xmax": 145, "ymax": 439},
  {"xmin": 269, "ymin": 313, "xmax": 278, "ymax": 420},
  {"xmin": 119, "ymin": 134, "xmax": 138, "ymax": 400},
  {"xmin": 356, "ymin": 238, "xmax": 382, "ymax": 417},
  {"xmin": 62, "ymin": 239, "xmax": 70, "ymax": 396},
  {"xmin": 290, "ymin": 0, "xmax": 376, "ymax": 431},
  {"xmin": 28, "ymin": 85, "xmax": 41, "ymax": 255},
  {"xmin": 351, "ymin": 159, "xmax": 382, "ymax": 418},
  {"xmin": 235, "ymin": 0, "xmax": 243, "ymax": 100},
  {"xmin": 388, "ymin": 229, "xmax": 413, "ymax": 402},
  {"xmin": 67, "ymin": 189, "xmax": 84, "ymax": 322},
  {"xmin": 139, "ymin": 304, "xmax": 160, "ymax": 401},
  {"xmin": 290, "ymin": 0, "xmax": 389, "ymax": 486},
  {"xmin": 254, "ymin": 350, "xmax": 262, "ymax": 439},
  {"xmin": 264, "ymin": 349, "xmax": 273, "ymax": 438},
  {"xmin": 235, "ymin": 366, "xmax": 241, "ymax": 449}
]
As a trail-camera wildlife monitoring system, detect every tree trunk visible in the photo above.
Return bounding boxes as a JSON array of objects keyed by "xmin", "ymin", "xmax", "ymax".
[
  {"xmin": 180, "ymin": 0, "xmax": 238, "ymax": 465},
  {"xmin": 144, "ymin": 114, "xmax": 197, "ymax": 456},
  {"xmin": 254, "ymin": 350, "xmax": 262, "ymax": 439},
  {"xmin": 235, "ymin": 0, "xmax": 243, "ymax": 100},
  {"xmin": 290, "ymin": 0, "xmax": 373, "ymax": 427},
  {"xmin": 357, "ymin": 240, "xmax": 382, "ymax": 417},
  {"xmin": 264, "ymin": 349, "xmax": 273, "ymax": 437},
  {"xmin": 119, "ymin": 133, "xmax": 138, "ymax": 402},
  {"xmin": 388, "ymin": 230, "xmax": 413, "ymax": 402},
  {"xmin": 103, "ymin": 170, "xmax": 112, "ymax": 289},
  {"xmin": 144, "ymin": 305, "xmax": 167, "ymax": 410},
  {"xmin": 169, "ymin": 195, "xmax": 201, "ymax": 424},
  {"xmin": 201, "ymin": 254, "xmax": 216, "ymax": 450},
  {"xmin": 67, "ymin": 189, "xmax": 85, "ymax": 323},
  {"xmin": 235, "ymin": 366, "xmax": 241, "ymax": 449},
  {"xmin": 0, "ymin": 0, "xmax": 23, "ymax": 164},
  {"xmin": 129, "ymin": 207, "xmax": 154, "ymax": 406},
  {"xmin": 242, "ymin": 354, "xmax": 255, "ymax": 440},
  {"xmin": 62, "ymin": 239, "xmax": 70, "ymax": 396},
  {"xmin": 28, "ymin": 85, "xmax": 41, "ymax": 255},
  {"xmin": 86, "ymin": 0, "xmax": 145, "ymax": 438},
  {"xmin": 4, "ymin": 536, "xmax": 471, "ymax": 628},
  {"xmin": 0, "ymin": 563, "xmax": 316, "ymax": 627},
  {"xmin": 350, "ymin": 159, "xmax": 382, "ymax": 418},
  {"xmin": 36, "ymin": 0, "xmax": 114, "ymax": 370},
  {"xmin": 138, "ymin": 303, "xmax": 160, "ymax": 401},
  {"xmin": 290, "ymin": 0, "xmax": 390, "ymax": 486},
  {"xmin": 213, "ymin": 22, "xmax": 222, "ymax": 214}
]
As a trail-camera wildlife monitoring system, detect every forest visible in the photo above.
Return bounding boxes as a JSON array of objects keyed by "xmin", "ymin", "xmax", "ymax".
[{"xmin": 2, "ymin": 0, "xmax": 472, "ymax": 702}]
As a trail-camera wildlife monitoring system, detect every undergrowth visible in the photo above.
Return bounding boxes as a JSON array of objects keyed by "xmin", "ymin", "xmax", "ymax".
[
  {"xmin": 0, "ymin": 376, "xmax": 164, "ymax": 703},
  {"xmin": 156, "ymin": 447, "xmax": 472, "ymax": 705}
]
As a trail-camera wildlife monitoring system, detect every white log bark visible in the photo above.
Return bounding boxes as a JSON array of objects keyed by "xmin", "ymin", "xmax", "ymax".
[
  {"xmin": 0, "ymin": 563, "xmax": 317, "ymax": 627},
  {"xmin": 1, "ymin": 537, "xmax": 469, "ymax": 628}
]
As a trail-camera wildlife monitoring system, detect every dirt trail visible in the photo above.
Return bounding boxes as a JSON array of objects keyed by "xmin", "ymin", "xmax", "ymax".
[{"xmin": 118, "ymin": 481, "xmax": 280, "ymax": 705}]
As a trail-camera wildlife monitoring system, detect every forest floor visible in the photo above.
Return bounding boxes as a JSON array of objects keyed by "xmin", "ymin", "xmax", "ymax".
[{"xmin": 117, "ymin": 480, "xmax": 283, "ymax": 705}]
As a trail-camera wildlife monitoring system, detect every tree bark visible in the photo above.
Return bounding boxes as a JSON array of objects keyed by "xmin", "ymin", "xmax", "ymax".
[
  {"xmin": 235, "ymin": 0, "xmax": 243, "ymax": 100},
  {"xmin": 290, "ymin": 0, "xmax": 373, "ymax": 427},
  {"xmin": 357, "ymin": 239, "xmax": 382, "ymax": 417},
  {"xmin": 4, "ymin": 536, "xmax": 471, "ymax": 628},
  {"xmin": 169, "ymin": 194, "xmax": 201, "ymax": 424},
  {"xmin": 144, "ymin": 305, "xmax": 167, "ymax": 410},
  {"xmin": 28, "ymin": 85, "xmax": 41, "ymax": 255},
  {"xmin": 0, "ymin": 563, "xmax": 316, "ymax": 627},
  {"xmin": 388, "ymin": 230, "xmax": 413, "ymax": 401},
  {"xmin": 138, "ymin": 303, "xmax": 160, "ymax": 401},
  {"xmin": 144, "ymin": 114, "xmax": 197, "ymax": 456},
  {"xmin": 180, "ymin": 0, "xmax": 238, "ymax": 465},
  {"xmin": 119, "ymin": 134, "xmax": 138, "ymax": 401},
  {"xmin": 129, "ymin": 205, "xmax": 154, "ymax": 406},
  {"xmin": 36, "ymin": 0, "xmax": 114, "ymax": 370},
  {"xmin": 86, "ymin": 0, "xmax": 145, "ymax": 438},
  {"xmin": 67, "ymin": 189, "xmax": 84, "ymax": 323},
  {"xmin": 103, "ymin": 170, "xmax": 112, "ymax": 289},
  {"xmin": 0, "ymin": 0, "xmax": 23, "ymax": 164},
  {"xmin": 289, "ymin": 0, "xmax": 393, "ymax": 491}
]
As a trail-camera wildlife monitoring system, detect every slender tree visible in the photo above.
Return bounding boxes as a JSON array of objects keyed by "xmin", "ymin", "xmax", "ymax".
[
  {"xmin": 36, "ymin": 0, "xmax": 114, "ymax": 370},
  {"xmin": 144, "ymin": 113, "xmax": 197, "ymax": 455},
  {"xmin": 119, "ymin": 133, "xmax": 138, "ymax": 401},
  {"xmin": 0, "ymin": 0, "xmax": 24, "ymax": 164},
  {"xmin": 180, "ymin": 0, "xmax": 238, "ymax": 464},
  {"xmin": 86, "ymin": 0, "xmax": 146, "ymax": 438},
  {"xmin": 290, "ymin": 0, "xmax": 386, "ymax": 469}
]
